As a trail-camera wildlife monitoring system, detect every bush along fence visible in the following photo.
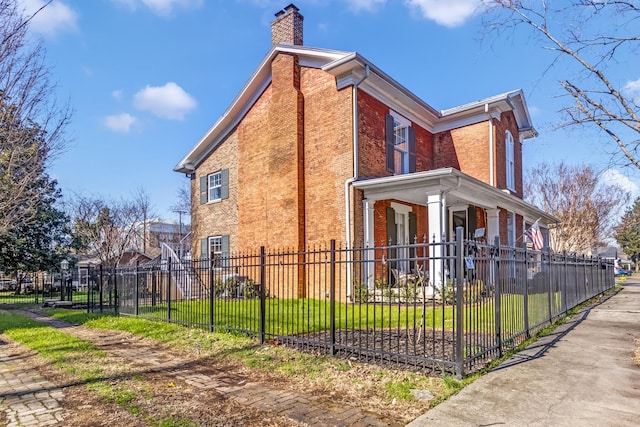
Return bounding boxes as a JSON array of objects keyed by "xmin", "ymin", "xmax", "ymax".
[{"xmin": 1, "ymin": 227, "xmax": 614, "ymax": 377}]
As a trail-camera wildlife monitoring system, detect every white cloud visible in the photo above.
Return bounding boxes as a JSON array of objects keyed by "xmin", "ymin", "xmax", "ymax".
[
  {"xmin": 110, "ymin": 0, "xmax": 203, "ymax": 16},
  {"xmin": 344, "ymin": 0, "xmax": 387, "ymax": 12},
  {"xmin": 20, "ymin": 0, "xmax": 77, "ymax": 37},
  {"xmin": 623, "ymin": 78, "xmax": 640, "ymax": 104},
  {"xmin": 600, "ymin": 169, "xmax": 640, "ymax": 197},
  {"xmin": 405, "ymin": 0, "xmax": 483, "ymax": 28},
  {"xmin": 112, "ymin": 89, "xmax": 124, "ymax": 101},
  {"xmin": 133, "ymin": 82, "xmax": 197, "ymax": 120},
  {"xmin": 104, "ymin": 113, "xmax": 138, "ymax": 133}
]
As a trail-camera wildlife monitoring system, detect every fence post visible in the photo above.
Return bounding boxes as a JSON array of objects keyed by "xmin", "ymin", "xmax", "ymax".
[
  {"xmin": 167, "ymin": 260, "xmax": 172, "ymax": 322},
  {"xmin": 113, "ymin": 266, "xmax": 119, "ymax": 316},
  {"xmin": 135, "ymin": 261, "xmax": 140, "ymax": 317},
  {"xmin": 99, "ymin": 265, "xmax": 104, "ymax": 313},
  {"xmin": 86, "ymin": 265, "xmax": 90, "ymax": 313},
  {"xmin": 547, "ymin": 250, "xmax": 553, "ymax": 325},
  {"xmin": 493, "ymin": 236, "xmax": 502, "ymax": 358},
  {"xmin": 259, "ymin": 246, "xmax": 266, "ymax": 345},
  {"xmin": 209, "ymin": 258, "xmax": 214, "ymax": 332},
  {"xmin": 455, "ymin": 226, "xmax": 464, "ymax": 378},
  {"xmin": 330, "ymin": 240, "xmax": 336, "ymax": 355},
  {"xmin": 523, "ymin": 246, "xmax": 530, "ymax": 339}
]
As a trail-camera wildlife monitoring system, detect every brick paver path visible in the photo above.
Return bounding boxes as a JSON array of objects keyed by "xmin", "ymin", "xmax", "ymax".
[
  {"xmin": 14, "ymin": 310, "xmax": 396, "ymax": 427},
  {"xmin": 0, "ymin": 338, "xmax": 66, "ymax": 426}
]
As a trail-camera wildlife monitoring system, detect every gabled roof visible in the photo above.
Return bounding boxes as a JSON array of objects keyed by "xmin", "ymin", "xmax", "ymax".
[{"xmin": 175, "ymin": 45, "xmax": 538, "ymax": 173}]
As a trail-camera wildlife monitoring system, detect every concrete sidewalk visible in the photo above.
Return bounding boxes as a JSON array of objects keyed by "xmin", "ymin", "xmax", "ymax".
[{"xmin": 408, "ymin": 278, "xmax": 640, "ymax": 427}]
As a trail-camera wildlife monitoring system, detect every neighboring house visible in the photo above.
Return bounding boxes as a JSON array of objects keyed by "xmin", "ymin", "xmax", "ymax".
[
  {"xmin": 174, "ymin": 5, "xmax": 555, "ymax": 281},
  {"xmin": 132, "ymin": 218, "xmax": 191, "ymax": 259}
]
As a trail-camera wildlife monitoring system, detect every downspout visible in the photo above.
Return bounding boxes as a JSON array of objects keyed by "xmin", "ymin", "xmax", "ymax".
[
  {"xmin": 485, "ymin": 104, "xmax": 495, "ymax": 187},
  {"xmin": 345, "ymin": 64, "xmax": 370, "ymax": 299}
]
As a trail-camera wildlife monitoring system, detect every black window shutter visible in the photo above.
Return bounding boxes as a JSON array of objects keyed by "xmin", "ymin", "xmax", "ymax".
[
  {"xmin": 385, "ymin": 114, "xmax": 394, "ymax": 173},
  {"xmin": 467, "ymin": 206, "xmax": 477, "ymax": 239},
  {"xmin": 220, "ymin": 169, "xmax": 229, "ymax": 200},
  {"xmin": 199, "ymin": 176, "xmax": 208, "ymax": 204},
  {"xmin": 409, "ymin": 211, "xmax": 417, "ymax": 266},
  {"xmin": 386, "ymin": 206, "xmax": 397, "ymax": 282},
  {"xmin": 408, "ymin": 127, "xmax": 416, "ymax": 173},
  {"xmin": 386, "ymin": 207, "xmax": 397, "ymax": 245}
]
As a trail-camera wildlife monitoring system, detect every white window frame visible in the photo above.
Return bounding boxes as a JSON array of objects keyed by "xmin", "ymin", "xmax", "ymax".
[
  {"xmin": 506, "ymin": 130, "xmax": 515, "ymax": 191},
  {"xmin": 209, "ymin": 236, "xmax": 223, "ymax": 268},
  {"xmin": 390, "ymin": 110, "xmax": 410, "ymax": 175},
  {"xmin": 208, "ymin": 171, "xmax": 222, "ymax": 202}
]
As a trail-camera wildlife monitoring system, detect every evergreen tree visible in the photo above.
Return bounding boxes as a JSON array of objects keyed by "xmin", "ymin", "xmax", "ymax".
[{"xmin": 615, "ymin": 198, "xmax": 640, "ymax": 267}]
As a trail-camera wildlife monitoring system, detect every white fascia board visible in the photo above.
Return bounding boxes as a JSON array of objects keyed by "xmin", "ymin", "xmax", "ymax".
[
  {"xmin": 436, "ymin": 89, "xmax": 538, "ymax": 138},
  {"xmin": 174, "ymin": 45, "xmax": 351, "ymax": 173},
  {"xmin": 324, "ymin": 53, "xmax": 441, "ymax": 131}
]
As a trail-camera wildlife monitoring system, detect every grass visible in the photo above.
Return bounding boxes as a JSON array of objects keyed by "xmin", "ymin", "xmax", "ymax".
[
  {"xmin": 39, "ymin": 307, "xmax": 453, "ymax": 414},
  {"xmin": 0, "ymin": 310, "xmax": 234, "ymax": 426}
]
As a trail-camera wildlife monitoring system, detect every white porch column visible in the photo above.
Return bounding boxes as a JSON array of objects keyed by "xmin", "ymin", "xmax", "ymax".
[
  {"xmin": 362, "ymin": 199, "xmax": 375, "ymax": 288},
  {"xmin": 486, "ymin": 208, "xmax": 500, "ymax": 245},
  {"xmin": 427, "ymin": 193, "xmax": 445, "ymax": 290}
]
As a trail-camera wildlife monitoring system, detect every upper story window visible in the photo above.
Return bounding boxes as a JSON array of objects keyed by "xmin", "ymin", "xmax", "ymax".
[
  {"xmin": 506, "ymin": 130, "xmax": 515, "ymax": 191},
  {"xmin": 386, "ymin": 111, "xmax": 416, "ymax": 175},
  {"xmin": 199, "ymin": 169, "xmax": 229, "ymax": 204},
  {"xmin": 208, "ymin": 171, "xmax": 223, "ymax": 201}
]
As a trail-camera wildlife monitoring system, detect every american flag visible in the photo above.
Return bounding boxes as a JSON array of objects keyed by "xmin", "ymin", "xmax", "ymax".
[{"xmin": 524, "ymin": 219, "xmax": 544, "ymax": 250}]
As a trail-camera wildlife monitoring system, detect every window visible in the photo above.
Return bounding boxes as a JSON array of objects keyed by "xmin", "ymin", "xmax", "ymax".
[
  {"xmin": 208, "ymin": 171, "xmax": 222, "ymax": 201},
  {"xmin": 199, "ymin": 169, "xmax": 229, "ymax": 204},
  {"xmin": 201, "ymin": 235, "xmax": 230, "ymax": 268},
  {"xmin": 506, "ymin": 130, "xmax": 515, "ymax": 190},
  {"xmin": 386, "ymin": 112, "xmax": 416, "ymax": 175},
  {"xmin": 393, "ymin": 116, "xmax": 409, "ymax": 174},
  {"xmin": 209, "ymin": 236, "xmax": 223, "ymax": 267}
]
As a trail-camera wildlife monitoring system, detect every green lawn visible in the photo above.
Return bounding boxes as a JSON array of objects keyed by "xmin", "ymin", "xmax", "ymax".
[{"xmin": 118, "ymin": 291, "xmax": 564, "ymax": 337}]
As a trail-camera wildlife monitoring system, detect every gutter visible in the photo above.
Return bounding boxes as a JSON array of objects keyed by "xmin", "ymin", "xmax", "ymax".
[{"xmin": 344, "ymin": 64, "xmax": 370, "ymax": 299}]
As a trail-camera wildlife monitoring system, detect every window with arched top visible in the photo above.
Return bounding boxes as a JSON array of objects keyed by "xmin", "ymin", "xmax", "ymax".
[{"xmin": 506, "ymin": 130, "xmax": 515, "ymax": 190}]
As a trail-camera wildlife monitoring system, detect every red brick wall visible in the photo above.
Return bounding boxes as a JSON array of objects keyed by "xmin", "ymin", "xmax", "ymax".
[
  {"xmin": 357, "ymin": 90, "xmax": 433, "ymax": 178},
  {"xmin": 300, "ymin": 67, "xmax": 353, "ymax": 246},
  {"xmin": 434, "ymin": 122, "xmax": 490, "ymax": 184},
  {"xmin": 236, "ymin": 53, "xmax": 304, "ymax": 251}
]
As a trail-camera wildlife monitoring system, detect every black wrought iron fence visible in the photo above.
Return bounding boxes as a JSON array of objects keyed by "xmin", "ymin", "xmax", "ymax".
[
  {"xmin": 105, "ymin": 228, "xmax": 615, "ymax": 376},
  {"xmin": 1, "ymin": 228, "xmax": 614, "ymax": 376}
]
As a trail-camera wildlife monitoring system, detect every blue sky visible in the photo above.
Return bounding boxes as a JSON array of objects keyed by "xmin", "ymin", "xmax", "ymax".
[{"xmin": 22, "ymin": 0, "xmax": 640, "ymax": 220}]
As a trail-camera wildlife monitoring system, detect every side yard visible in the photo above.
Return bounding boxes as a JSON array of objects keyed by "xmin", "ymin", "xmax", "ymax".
[{"xmin": 0, "ymin": 307, "xmax": 466, "ymax": 426}]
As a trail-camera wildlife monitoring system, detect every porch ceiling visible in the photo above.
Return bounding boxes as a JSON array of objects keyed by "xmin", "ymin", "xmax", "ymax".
[{"xmin": 353, "ymin": 168, "xmax": 558, "ymax": 226}]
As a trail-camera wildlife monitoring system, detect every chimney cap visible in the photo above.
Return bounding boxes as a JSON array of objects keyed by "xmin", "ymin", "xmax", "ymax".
[
  {"xmin": 274, "ymin": 9, "xmax": 285, "ymax": 18},
  {"xmin": 284, "ymin": 3, "xmax": 299, "ymax": 12}
]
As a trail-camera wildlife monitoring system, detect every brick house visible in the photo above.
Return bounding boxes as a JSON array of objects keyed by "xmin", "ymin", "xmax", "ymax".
[{"xmin": 175, "ymin": 4, "xmax": 555, "ymax": 285}]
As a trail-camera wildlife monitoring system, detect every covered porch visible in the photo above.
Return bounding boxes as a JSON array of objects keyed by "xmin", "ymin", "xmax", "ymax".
[{"xmin": 353, "ymin": 168, "xmax": 556, "ymax": 291}]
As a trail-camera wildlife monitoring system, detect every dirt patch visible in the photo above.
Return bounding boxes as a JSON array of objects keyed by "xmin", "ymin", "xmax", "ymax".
[{"xmin": 0, "ymin": 335, "xmax": 304, "ymax": 426}]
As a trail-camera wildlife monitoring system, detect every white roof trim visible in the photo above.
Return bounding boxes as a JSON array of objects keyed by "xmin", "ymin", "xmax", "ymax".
[
  {"xmin": 175, "ymin": 46, "xmax": 538, "ymax": 173},
  {"xmin": 353, "ymin": 168, "xmax": 557, "ymax": 226},
  {"xmin": 174, "ymin": 45, "xmax": 351, "ymax": 173}
]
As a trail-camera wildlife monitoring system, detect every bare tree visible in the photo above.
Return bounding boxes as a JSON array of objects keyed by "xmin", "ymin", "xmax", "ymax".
[
  {"xmin": 68, "ymin": 194, "xmax": 150, "ymax": 267},
  {"xmin": 486, "ymin": 1, "xmax": 640, "ymax": 169},
  {"xmin": 0, "ymin": 0, "xmax": 71, "ymax": 235},
  {"xmin": 132, "ymin": 187, "xmax": 155, "ymax": 253},
  {"xmin": 525, "ymin": 162, "xmax": 629, "ymax": 253}
]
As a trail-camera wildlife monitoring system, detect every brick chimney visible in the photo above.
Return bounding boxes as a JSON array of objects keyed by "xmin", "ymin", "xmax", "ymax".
[{"xmin": 271, "ymin": 3, "xmax": 303, "ymax": 45}]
